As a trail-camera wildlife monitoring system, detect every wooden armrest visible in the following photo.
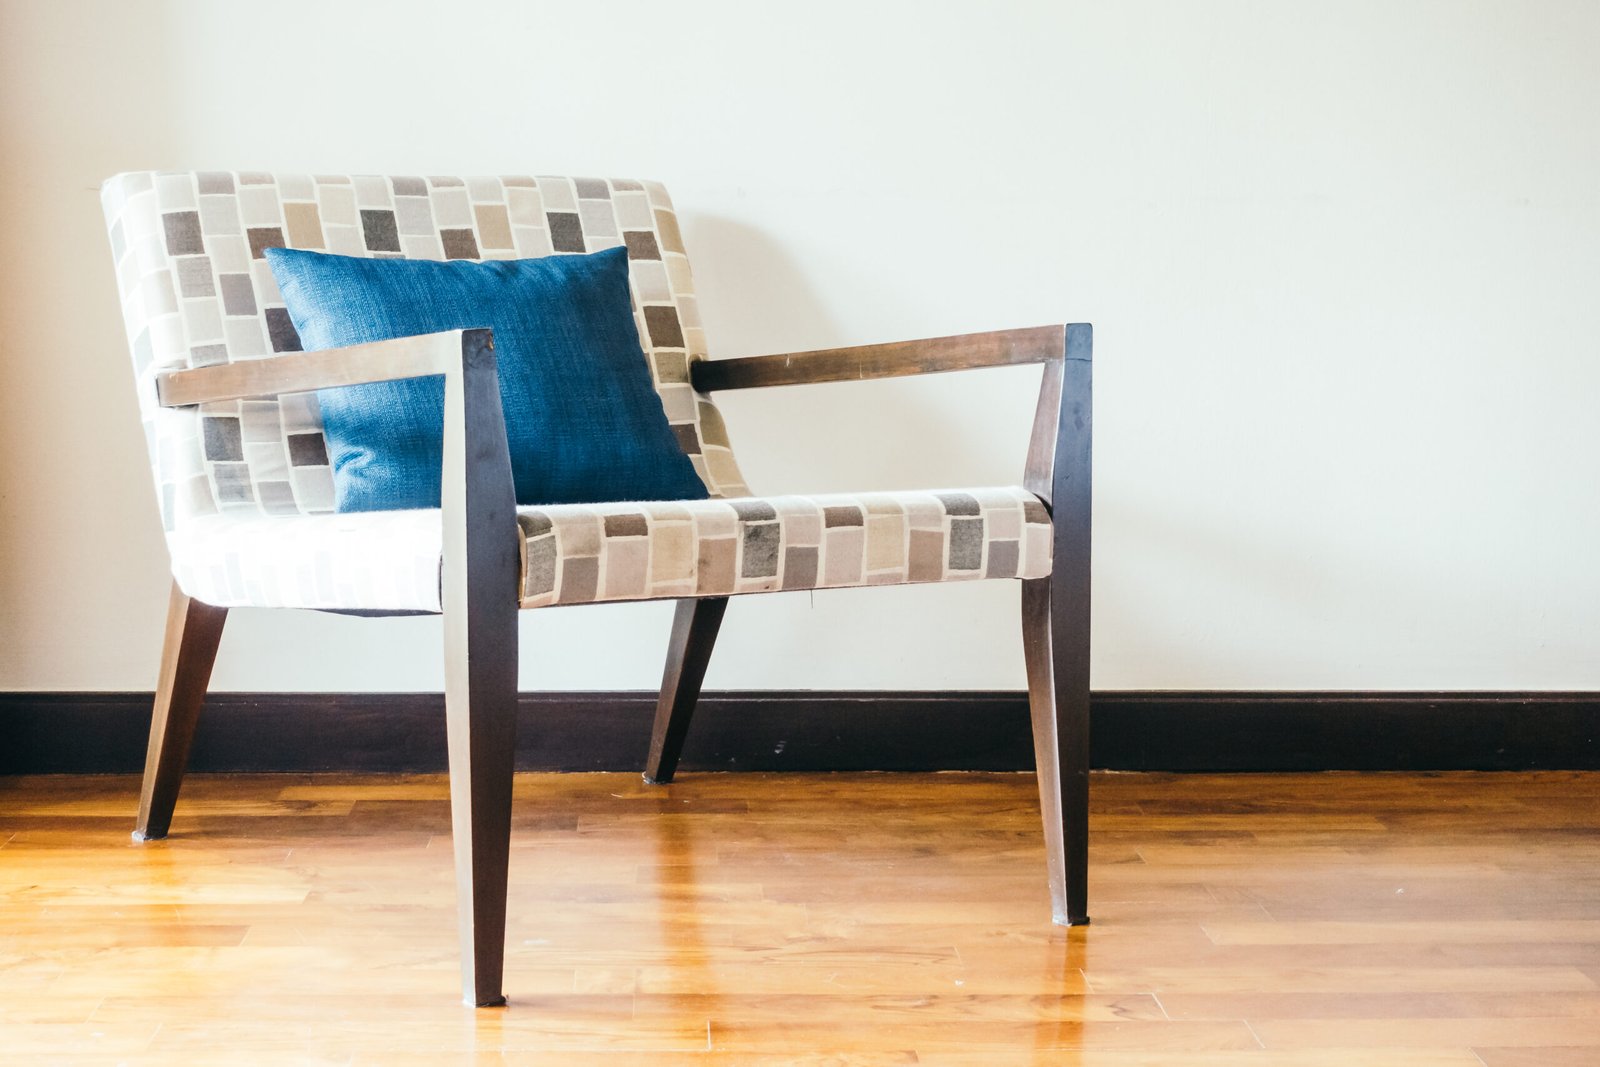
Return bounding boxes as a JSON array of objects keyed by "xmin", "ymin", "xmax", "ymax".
[
  {"xmin": 156, "ymin": 328, "xmax": 519, "ymax": 646},
  {"xmin": 689, "ymin": 322, "xmax": 1091, "ymax": 515},
  {"xmin": 688, "ymin": 325, "xmax": 1069, "ymax": 393},
  {"xmin": 154, "ymin": 329, "xmax": 477, "ymax": 407}
]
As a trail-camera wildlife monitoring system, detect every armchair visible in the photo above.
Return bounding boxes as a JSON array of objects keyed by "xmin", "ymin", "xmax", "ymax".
[{"xmin": 102, "ymin": 172, "xmax": 1091, "ymax": 1007}]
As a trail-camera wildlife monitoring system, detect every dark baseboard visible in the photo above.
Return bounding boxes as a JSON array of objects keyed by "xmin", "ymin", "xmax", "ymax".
[{"xmin": 2, "ymin": 690, "xmax": 1597, "ymax": 774}]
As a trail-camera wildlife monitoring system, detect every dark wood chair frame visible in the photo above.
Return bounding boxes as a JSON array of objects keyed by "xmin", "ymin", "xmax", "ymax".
[{"xmin": 138, "ymin": 322, "xmax": 1093, "ymax": 1007}]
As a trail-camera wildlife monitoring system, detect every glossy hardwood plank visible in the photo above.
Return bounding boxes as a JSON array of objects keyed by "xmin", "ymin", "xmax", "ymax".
[
  {"xmin": 1202, "ymin": 919, "xmax": 1600, "ymax": 945},
  {"xmin": 916, "ymin": 1052, "xmax": 1485, "ymax": 1066},
  {"xmin": 1252, "ymin": 1016, "xmax": 1600, "ymax": 1049},
  {"xmin": 1474, "ymin": 1048, "xmax": 1600, "ymax": 1066},
  {"xmin": 1158, "ymin": 990, "xmax": 1600, "ymax": 1021},
  {"xmin": 2, "ymin": 770, "xmax": 1599, "ymax": 1063}
]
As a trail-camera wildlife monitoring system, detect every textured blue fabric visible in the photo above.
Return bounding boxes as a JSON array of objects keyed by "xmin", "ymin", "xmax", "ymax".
[{"xmin": 265, "ymin": 246, "xmax": 708, "ymax": 512}]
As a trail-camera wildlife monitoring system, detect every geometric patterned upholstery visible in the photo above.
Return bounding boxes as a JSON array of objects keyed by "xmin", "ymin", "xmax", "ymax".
[
  {"xmin": 102, "ymin": 172, "xmax": 1054, "ymax": 615},
  {"xmin": 162, "ymin": 488, "xmax": 1053, "ymax": 613},
  {"xmin": 100, "ymin": 172, "xmax": 752, "ymax": 536},
  {"xmin": 517, "ymin": 487, "xmax": 1052, "ymax": 608}
]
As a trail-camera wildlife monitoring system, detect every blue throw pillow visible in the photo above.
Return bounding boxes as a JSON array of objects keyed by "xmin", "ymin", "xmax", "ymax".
[{"xmin": 265, "ymin": 245, "xmax": 708, "ymax": 512}]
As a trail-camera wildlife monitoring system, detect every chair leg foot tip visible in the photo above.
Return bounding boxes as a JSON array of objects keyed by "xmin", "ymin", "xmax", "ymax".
[
  {"xmin": 131, "ymin": 829, "xmax": 166, "ymax": 843},
  {"xmin": 1053, "ymin": 913, "xmax": 1091, "ymax": 927},
  {"xmin": 642, "ymin": 772, "xmax": 671, "ymax": 786},
  {"xmin": 467, "ymin": 994, "xmax": 507, "ymax": 1009}
]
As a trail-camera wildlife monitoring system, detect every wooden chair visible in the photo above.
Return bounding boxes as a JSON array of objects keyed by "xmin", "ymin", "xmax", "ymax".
[{"xmin": 101, "ymin": 172, "xmax": 1092, "ymax": 1006}]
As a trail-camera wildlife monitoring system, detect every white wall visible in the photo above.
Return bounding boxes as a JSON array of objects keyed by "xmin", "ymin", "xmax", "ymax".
[{"xmin": 2, "ymin": 0, "xmax": 1597, "ymax": 693}]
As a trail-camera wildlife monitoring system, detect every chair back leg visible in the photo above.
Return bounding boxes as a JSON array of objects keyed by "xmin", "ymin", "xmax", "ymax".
[
  {"xmin": 1022, "ymin": 575, "xmax": 1091, "ymax": 926},
  {"xmin": 134, "ymin": 581, "xmax": 228, "ymax": 842},
  {"xmin": 644, "ymin": 596, "xmax": 728, "ymax": 784}
]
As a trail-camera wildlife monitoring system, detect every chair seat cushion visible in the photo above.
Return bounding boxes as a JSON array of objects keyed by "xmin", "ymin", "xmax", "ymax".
[
  {"xmin": 167, "ymin": 488, "xmax": 1052, "ymax": 612},
  {"xmin": 518, "ymin": 487, "xmax": 1053, "ymax": 606},
  {"xmin": 169, "ymin": 509, "xmax": 447, "ymax": 611},
  {"xmin": 265, "ymin": 245, "xmax": 708, "ymax": 512}
]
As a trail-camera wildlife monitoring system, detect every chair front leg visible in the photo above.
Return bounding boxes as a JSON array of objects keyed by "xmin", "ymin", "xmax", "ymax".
[
  {"xmin": 133, "ymin": 581, "xmax": 228, "ymax": 842},
  {"xmin": 644, "ymin": 597, "xmax": 728, "ymax": 784},
  {"xmin": 443, "ymin": 591, "xmax": 518, "ymax": 1006},
  {"xmin": 1022, "ymin": 573, "xmax": 1090, "ymax": 927},
  {"xmin": 439, "ymin": 327, "xmax": 522, "ymax": 1007}
]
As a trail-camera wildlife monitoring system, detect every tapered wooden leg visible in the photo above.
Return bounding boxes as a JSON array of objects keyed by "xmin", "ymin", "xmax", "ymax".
[
  {"xmin": 1021, "ymin": 324, "xmax": 1092, "ymax": 925},
  {"xmin": 1023, "ymin": 574, "xmax": 1090, "ymax": 927},
  {"xmin": 440, "ymin": 328, "xmax": 521, "ymax": 1008},
  {"xmin": 443, "ymin": 601, "xmax": 518, "ymax": 1007},
  {"xmin": 644, "ymin": 597, "xmax": 728, "ymax": 785},
  {"xmin": 133, "ymin": 581, "xmax": 228, "ymax": 842}
]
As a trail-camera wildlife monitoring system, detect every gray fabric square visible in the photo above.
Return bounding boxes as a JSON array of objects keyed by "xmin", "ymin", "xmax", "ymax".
[
  {"xmin": 441, "ymin": 228, "xmax": 479, "ymax": 259},
  {"xmin": 938, "ymin": 493, "xmax": 981, "ymax": 517},
  {"xmin": 644, "ymin": 306, "xmax": 684, "ymax": 348},
  {"xmin": 985, "ymin": 540, "xmax": 1019, "ymax": 578},
  {"xmin": 948, "ymin": 517, "xmax": 984, "ymax": 571},
  {"xmin": 203, "ymin": 416, "xmax": 244, "ymax": 461},
  {"xmin": 624, "ymin": 231, "xmax": 661, "ymax": 260},
  {"xmin": 211, "ymin": 462, "xmax": 254, "ymax": 504},
  {"xmin": 265, "ymin": 307, "xmax": 302, "ymax": 353},
  {"xmin": 247, "ymin": 226, "xmax": 286, "ymax": 259},
  {"xmin": 603, "ymin": 513, "xmax": 649, "ymax": 538},
  {"xmin": 741, "ymin": 522, "xmax": 780, "ymax": 578},
  {"xmin": 559, "ymin": 557, "xmax": 599, "ymax": 603},
  {"xmin": 360, "ymin": 210, "xmax": 401, "ymax": 252},
  {"xmin": 287, "ymin": 433, "xmax": 328, "ymax": 467},
  {"xmin": 196, "ymin": 172, "xmax": 235, "ymax": 194},
  {"xmin": 525, "ymin": 535, "xmax": 557, "ymax": 595},
  {"xmin": 782, "ymin": 545, "xmax": 819, "ymax": 590},
  {"xmin": 175, "ymin": 257, "xmax": 215, "ymax": 297},
  {"xmin": 219, "ymin": 274, "xmax": 256, "ymax": 316},
  {"xmin": 163, "ymin": 212, "xmax": 203, "ymax": 255},
  {"xmin": 672, "ymin": 423, "xmax": 701, "ymax": 455},
  {"xmin": 547, "ymin": 212, "xmax": 585, "ymax": 253}
]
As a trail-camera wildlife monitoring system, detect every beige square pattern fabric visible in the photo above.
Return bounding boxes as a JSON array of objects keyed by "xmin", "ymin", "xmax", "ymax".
[
  {"xmin": 100, "ymin": 171, "xmax": 752, "ymax": 539},
  {"xmin": 518, "ymin": 488, "xmax": 1052, "ymax": 608},
  {"xmin": 102, "ymin": 172, "xmax": 1054, "ymax": 614},
  {"xmin": 151, "ymin": 487, "xmax": 1052, "ymax": 613}
]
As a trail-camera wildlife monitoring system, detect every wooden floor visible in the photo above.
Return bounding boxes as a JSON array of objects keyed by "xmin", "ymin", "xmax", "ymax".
[{"xmin": 1, "ymin": 771, "xmax": 1598, "ymax": 1065}]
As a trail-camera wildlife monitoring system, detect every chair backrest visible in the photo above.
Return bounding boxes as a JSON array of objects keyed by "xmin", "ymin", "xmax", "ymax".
[{"xmin": 101, "ymin": 172, "xmax": 751, "ymax": 531}]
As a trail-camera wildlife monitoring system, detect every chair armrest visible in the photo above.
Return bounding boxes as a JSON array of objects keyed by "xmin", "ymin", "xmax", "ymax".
[
  {"xmin": 687, "ymin": 325, "xmax": 1067, "ymax": 393},
  {"xmin": 154, "ymin": 329, "xmax": 477, "ymax": 407},
  {"xmin": 156, "ymin": 328, "xmax": 520, "ymax": 627},
  {"xmin": 690, "ymin": 323, "xmax": 1091, "ymax": 513}
]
